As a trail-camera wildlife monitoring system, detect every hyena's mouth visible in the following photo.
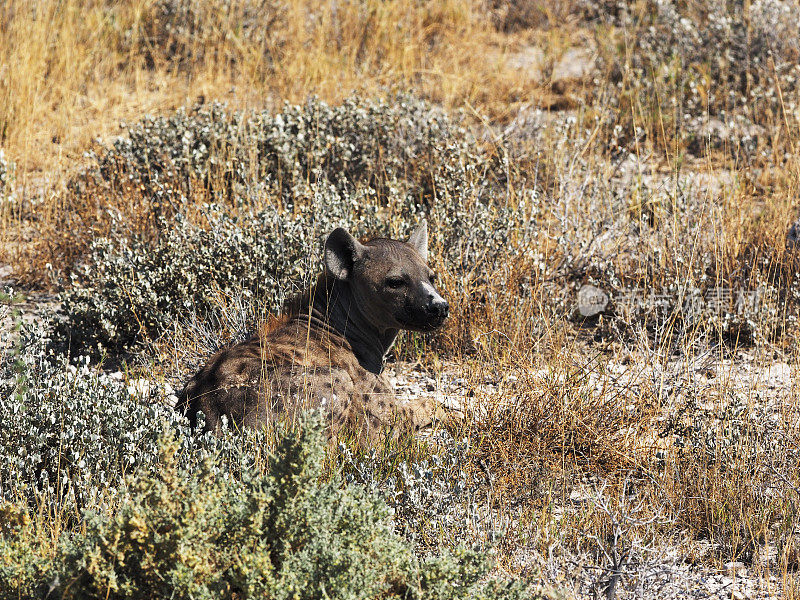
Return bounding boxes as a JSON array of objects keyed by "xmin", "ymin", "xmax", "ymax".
[{"xmin": 396, "ymin": 312, "xmax": 448, "ymax": 332}]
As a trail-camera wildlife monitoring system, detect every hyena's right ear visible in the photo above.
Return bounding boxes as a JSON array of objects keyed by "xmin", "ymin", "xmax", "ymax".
[
  {"xmin": 407, "ymin": 220, "xmax": 428, "ymax": 262},
  {"xmin": 325, "ymin": 228, "xmax": 364, "ymax": 280}
]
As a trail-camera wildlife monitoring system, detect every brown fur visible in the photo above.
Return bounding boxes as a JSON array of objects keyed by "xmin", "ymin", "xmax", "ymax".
[{"xmin": 176, "ymin": 223, "xmax": 451, "ymax": 443}]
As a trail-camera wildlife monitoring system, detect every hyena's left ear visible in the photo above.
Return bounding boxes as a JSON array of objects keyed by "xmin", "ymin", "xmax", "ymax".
[
  {"xmin": 407, "ymin": 220, "xmax": 428, "ymax": 262},
  {"xmin": 325, "ymin": 227, "xmax": 365, "ymax": 280}
]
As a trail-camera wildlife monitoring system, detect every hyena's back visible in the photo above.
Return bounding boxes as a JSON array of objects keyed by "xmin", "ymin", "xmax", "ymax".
[{"xmin": 177, "ymin": 318, "xmax": 436, "ymax": 441}]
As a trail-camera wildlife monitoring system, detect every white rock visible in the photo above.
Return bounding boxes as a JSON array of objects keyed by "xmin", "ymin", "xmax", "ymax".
[
  {"xmin": 724, "ymin": 561, "xmax": 746, "ymax": 576},
  {"xmin": 763, "ymin": 363, "xmax": 791, "ymax": 387},
  {"xmin": 507, "ymin": 46, "xmax": 545, "ymax": 82},
  {"xmin": 552, "ymin": 48, "xmax": 595, "ymax": 82}
]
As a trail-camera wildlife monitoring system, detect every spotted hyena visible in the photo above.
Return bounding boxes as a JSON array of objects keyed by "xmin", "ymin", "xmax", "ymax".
[{"xmin": 176, "ymin": 221, "xmax": 453, "ymax": 443}]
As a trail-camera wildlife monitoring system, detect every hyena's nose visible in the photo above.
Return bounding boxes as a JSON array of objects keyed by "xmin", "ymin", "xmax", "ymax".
[{"xmin": 427, "ymin": 296, "xmax": 449, "ymax": 318}]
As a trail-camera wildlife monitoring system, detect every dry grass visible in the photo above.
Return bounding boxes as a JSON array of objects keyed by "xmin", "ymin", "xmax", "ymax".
[
  {"xmin": 3, "ymin": 0, "xmax": 800, "ymax": 596},
  {"xmin": 0, "ymin": 0, "xmax": 556, "ymax": 177},
  {"xmin": 0, "ymin": 0, "xmax": 572, "ymax": 286}
]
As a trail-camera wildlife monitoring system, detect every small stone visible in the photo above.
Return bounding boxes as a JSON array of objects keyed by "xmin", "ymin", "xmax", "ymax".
[
  {"xmin": 577, "ymin": 284, "xmax": 609, "ymax": 317},
  {"xmin": 507, "ymin": 46, "xmax": 545, "ymax": 83},
  {"xmin": 551, "ymin": 48, "xmax": 595, "ymax": 82},
  {"xmin": 724, "ymin": 561, "xmax": 746, "ymax": 576},
  {"xmin": 763, "ymin": 363, "xmax": 791, "ymax": 387},
  {"xmin": 788, "ymin": 218, "xmax": 800, "ymax": 247}
]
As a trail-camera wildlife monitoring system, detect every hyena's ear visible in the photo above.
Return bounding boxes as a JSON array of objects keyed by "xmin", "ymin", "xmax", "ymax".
[
  {"xmin": 325, "ymin": 227, "xmax": 364, "ymax": 280},
  {"xmin": 407, "ymin": 220, "xmax": 428, "ymax": 262}
]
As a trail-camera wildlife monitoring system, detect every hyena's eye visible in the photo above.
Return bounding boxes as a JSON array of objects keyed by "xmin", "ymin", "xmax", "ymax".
[
  {"xmin": 429, "ymin": 272, "xmax": 436, "ymax": 283},
  {"xmin": 385, "ymin": 277, "xmax": 405, "ymax": 289}
]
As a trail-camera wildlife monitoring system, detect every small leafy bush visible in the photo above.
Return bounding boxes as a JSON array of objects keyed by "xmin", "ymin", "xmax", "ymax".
[
  {"xmin": 1, "ymin": 325, "xmax": 179, "ymax": 510},
  {"xmin": 58, "ymin": 197, "xmax": 384, "ymax": 352},
  {"xmin": 0, "ymin": 324, "xmax": 271, "ymax": 513},
  {"xmin": 0, "ymin": 415, "xmax": 540, "ymax": 599},
  {"xmin": 47, "ymin": 94, "xmax": 507, "ymax": 286}
]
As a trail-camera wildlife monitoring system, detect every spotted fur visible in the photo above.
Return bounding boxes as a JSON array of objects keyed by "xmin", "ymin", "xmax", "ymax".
[{"xmin": 176, "ymin": 222, "xmax": 451, "ymax": 443}]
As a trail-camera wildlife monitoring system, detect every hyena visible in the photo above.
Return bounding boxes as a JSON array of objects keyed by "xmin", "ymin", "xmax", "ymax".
[{"xmin": 176, "ymin": 221, "xmax": 453, "ymax": 443}]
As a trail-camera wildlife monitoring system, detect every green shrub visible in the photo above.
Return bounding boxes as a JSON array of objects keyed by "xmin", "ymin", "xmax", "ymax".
[
  {"xmin": 0, "ymin": 417, "xmax": 542, "ymax": 600},
  {"xmin": 0, "ymin": 503, "xmax": 52, "ymax": 600},
  {"xmin": 0, "ymin": 324, "xmax": 271, "ymax": 513}
]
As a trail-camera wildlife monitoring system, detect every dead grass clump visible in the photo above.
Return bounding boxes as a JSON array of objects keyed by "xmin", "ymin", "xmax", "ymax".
[
  {"xmin": 457, "ymin": 338, "xmax": 800, "ymax": 575},
  {"xmin": 464, "ymin": 356, "xmax": 661, "ymax": 492},
  {"xmin": 592, "ymin": 0, "xmax": 800, "ymax": 162},
  {"xmin": 656, "ymin": 388, "xmax": 800, "ymax": 562},
  {"xmin": 0, "ymin": 0, "xmax": 546, "ymax": 178}
]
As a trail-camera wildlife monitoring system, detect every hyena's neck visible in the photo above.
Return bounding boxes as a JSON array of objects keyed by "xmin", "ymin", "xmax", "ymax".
[{"xmin": 286, "ymin": 273, "xmax": 398, "ymax": 374}]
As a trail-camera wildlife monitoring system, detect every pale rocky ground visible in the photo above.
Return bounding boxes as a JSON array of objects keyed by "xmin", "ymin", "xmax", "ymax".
[{"xmin": 389, "ymin": 359, "xmax": 798, "ymax": 600}]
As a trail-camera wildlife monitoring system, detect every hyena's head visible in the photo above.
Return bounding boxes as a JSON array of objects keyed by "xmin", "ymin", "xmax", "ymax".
[{"xmin": 324, "ymin": 221, "xmax": 449, "ymax": 333}]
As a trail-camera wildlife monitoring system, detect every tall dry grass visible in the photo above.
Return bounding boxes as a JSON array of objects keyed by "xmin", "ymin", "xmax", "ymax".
[{"xmin": 0, "ymin": 0, "xmax": 552, "ymax": 177}]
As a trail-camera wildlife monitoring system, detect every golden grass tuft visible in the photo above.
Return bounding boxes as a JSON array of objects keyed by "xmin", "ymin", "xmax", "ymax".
[{"xmin": 0, "ymin": 0, "xmax": 553, "ymax": 178}]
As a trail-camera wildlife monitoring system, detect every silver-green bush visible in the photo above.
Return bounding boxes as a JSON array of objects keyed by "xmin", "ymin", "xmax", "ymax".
[
  {"xmin": 0, "ymin": 325, "xmax": 275, "ymax": 512},
  {"xmin": 83, "ymin": 95, "xmax": 486, "ymax": 210},
  {"xmin": 0, "ymin": 414, "xmax": 539, "ymax": 600},
  {"xmin": 58, "ymin": 96, "xmax": 532, "ymax": 354}
]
